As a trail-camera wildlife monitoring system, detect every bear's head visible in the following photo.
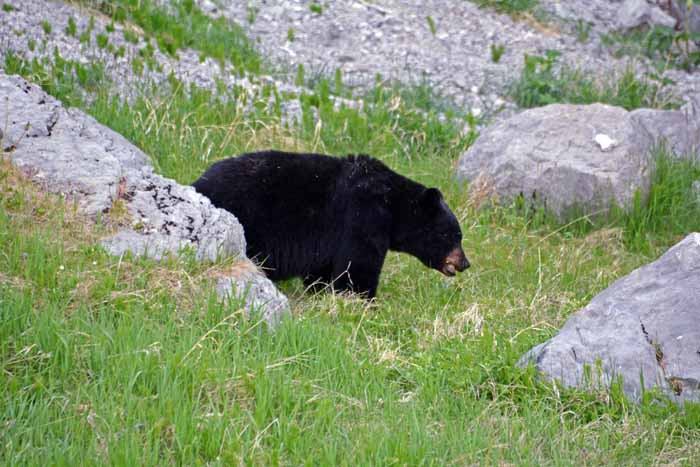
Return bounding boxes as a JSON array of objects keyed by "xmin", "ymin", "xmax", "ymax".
[{"xmin": 392, "ymin": 187, "xmax": 470, "ymax": 277}]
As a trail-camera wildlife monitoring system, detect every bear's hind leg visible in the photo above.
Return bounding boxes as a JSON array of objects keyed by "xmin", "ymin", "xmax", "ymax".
[{"xmin": 331, "ymin": 243, "xmax": 388, "ymax": 299}]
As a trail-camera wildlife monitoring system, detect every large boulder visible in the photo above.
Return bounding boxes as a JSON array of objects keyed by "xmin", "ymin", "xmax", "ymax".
[
  {"xmin": 100, "ymin": 168, "xmax": 245, "ymax": 263},
  {"xmin": 456, "ymin": 101, "xmax": 699, "ymax": 219},
  {"xmin": 618, "ymin": 0, "xmax": 676, "ymax": 31},
  {"xmin": 0, "ymin": 75, "xmax": 148, "ymax": 216},
  {"xmin": 669, "ymin": 0, "xmax": 700, "ymax": 35},
  {"xmin": 519, "ymin": 233, "xmax": 700, "ymax": 404},
  {"xmin": 0, "ymin": 72, "xmax": 289, "ymax": 326}
]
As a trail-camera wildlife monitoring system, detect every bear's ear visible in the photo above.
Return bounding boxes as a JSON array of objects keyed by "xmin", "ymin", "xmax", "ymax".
[{"xmin": 420, "ymin": 187, "xmax": 442, "ymax": 211}]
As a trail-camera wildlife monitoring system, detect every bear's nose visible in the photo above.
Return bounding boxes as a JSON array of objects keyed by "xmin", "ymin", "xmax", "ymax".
[{"xmin": 458, "ymin": 255, "xmax": 470, "ymax": 271}]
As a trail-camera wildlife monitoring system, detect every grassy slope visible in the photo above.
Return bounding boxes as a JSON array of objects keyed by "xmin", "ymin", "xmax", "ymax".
[{"xmin": 2, "ymin": 1, "xmax": 700, "ymax": 465}]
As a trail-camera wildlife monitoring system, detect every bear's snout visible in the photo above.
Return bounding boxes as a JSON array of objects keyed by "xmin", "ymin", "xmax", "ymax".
[{"xmin": 440, "ymin": 246, "xmax": 469, "ymax": 277}]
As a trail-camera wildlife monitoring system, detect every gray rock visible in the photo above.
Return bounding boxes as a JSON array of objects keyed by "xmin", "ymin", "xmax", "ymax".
[
  {"xmin": 100, "ymin": 167, "xmax": 246, "ymax": 263},
  {"xmin": 630, "ymin": 97, "xmax": 700, "ymax": 158},
  {"xmin": 1, "ymin": 73, "xmax": 149, "ymax": 215},
  {"xmin": 670, "ymin": 0, "xmax": 700, "ymax": 35},
  {"xmin": 649, "ymin": 4, "xmax": 678, "ymax": 29},
  {"xmin": 618, "ymin": 0, "xmax": 653, "ymax": 31},
  {"xmin": 519, "ymin": 233, "xmax": 700, "ymax": 404},
  {"xmin": 456, "ymin": 103, "xmax": 653, "ymax": 218},
  {"xmin": 1, "ymin": 71, "xmax": 289, "ymax": 327},
  {"xmin": 618, "ymin": 0, "xmax": 676, "ymax": 31},
  {"xmin": 215, "ymin": 262, "xmax": 291, "ymax": 329},
  {"xmin": 456, "ymin": 101, "xmax": 700, "ymax": 218}
]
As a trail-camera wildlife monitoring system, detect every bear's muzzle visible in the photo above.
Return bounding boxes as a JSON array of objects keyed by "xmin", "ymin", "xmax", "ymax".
[{"xmin": 441, "ymin": 246, "xmax": 470, "ymax": 277}]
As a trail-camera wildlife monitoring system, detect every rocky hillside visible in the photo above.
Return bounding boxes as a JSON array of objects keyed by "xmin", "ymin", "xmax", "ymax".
[{"xmin": 1, "ymin": 0, "xmax": 699, "ymax": 464}]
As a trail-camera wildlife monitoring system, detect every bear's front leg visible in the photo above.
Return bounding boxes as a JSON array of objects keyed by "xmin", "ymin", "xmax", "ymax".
[
  {"xmin": 303, "ymin": 265, "xmax": 334, "ymax": 294},
  {"xmin": 331, "ymin": 237, "xmax": 389, "ymax": 299}
]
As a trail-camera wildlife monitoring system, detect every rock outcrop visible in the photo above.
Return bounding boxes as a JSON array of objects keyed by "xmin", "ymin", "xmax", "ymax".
[
  {"xmin": 1, "ymin": 71, "xmax": 289, "ymax": 327},
  {"xmin": 617, "ymin": 0, "xmax": 676, "ymax": 31},
  {"xmin": 519, "ymin": 233, "xmax": 700, "ymax": 404},
  {"xmin": 456, "ymin": 101, "xmax": 700, "ymax": 219}
]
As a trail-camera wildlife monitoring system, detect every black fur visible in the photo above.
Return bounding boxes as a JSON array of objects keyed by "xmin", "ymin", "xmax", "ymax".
[{"xmin": 193, "ymin": 150, "xmax": 469, "ymax": 298}]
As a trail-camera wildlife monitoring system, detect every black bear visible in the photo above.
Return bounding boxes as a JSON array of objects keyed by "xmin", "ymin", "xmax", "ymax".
[{"xmin": 193, "ymin": 150, "xmax": 469, "ymax": 298}]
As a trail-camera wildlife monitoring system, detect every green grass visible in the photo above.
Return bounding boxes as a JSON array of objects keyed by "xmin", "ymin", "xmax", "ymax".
[
  {"xmin": 65, "ymin": 17, "xmax": 77, "ymax": 37},
  {"xmin": 309, "ymin": 3, "xmax": 323, "ymax": 15},
  {"xmin": 3, "ymin": 8, "xmax": 700, "ymax": 465},
  {"xmin": 602, "ymin": 25, "xmax": 700, "ymax": 72},
  {"xmin": 504, "ymin": 147, "xmax": 700, "ymax": 254},
  {"xmin": 41, "ymin": 20, "xmax": 52, "ymax": 35},
  {"xmin": 72, "ymin": 0, "xmax": 262, "ymax": 74},
  {"xmin": 510, "ymin": 50, "xmax": 678, "ymax": 110},
  {"xmin": 623, "ymin": 149, "xmax": 700, "ymax": 251}
]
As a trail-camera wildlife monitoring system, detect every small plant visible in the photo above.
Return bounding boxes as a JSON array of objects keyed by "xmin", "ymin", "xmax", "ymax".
[
  {"xmin": 309, "ymin": 3, "xmax": 323, "ymax": 14},
  {"xmin": 132, "ymin": 57, "xmax": 144, "ymax": 76},
  {"xmin": 287, "ymin": 27, "xmax": 295, "ymax": 42},
  {"xmin": 472, "ymin": 0, "xmax": 538, "ymax": 15},
  {"xmin": 123, "ymin": 29, "xmax": 138, "ymax": 44},
  {"xmin": 603, "ymin": 23, "xmax": 700, "ymax": 72},
  {"xmin": 41, "ymin": 20, "xmax": 52, "ymax": 35},
  {"xmin": 79, "ymin": 30, "xmax": 90, "ymax": 45},
  {"xmin": 114, "ymin": 45, "xmax": 126, "ymax": 58},
  {"xmin": 426, "ymin": 15, "xmax": 437, "ymax": 36},
  {"xmin": 334, "ymin": 68, "xmax": 344, "ymax": 96},
  {"xmin": 156, "ymin": 33, "xmax": 177, "ymax": 56},
  {"xmin": 106, "ymin": 22, "xmax": 115, "ymax": 33},
  {"xmin": 575, "ymin": 19, "xmax": 591, "ymax": 43},
  {"xmin": 79, "ymin": 15, "xmax": 95, "ymax": 45},
  {"xmin": 65, "ymin": 17, "xmax": 77, "ymax": 36},
  {"xmin": 96, "ymin": 33, "xmax": 109, "ymax": 49},
  {"xmin": 2, "ymin": 3, "xmax": 15, "ymax": 12},
  {"xmin": 490, "ymin": 43, "xmax": 505, "ymax": 62},
  {"xmin": 509, "ymin": 50, "xmax": 676, "ymax": 110},
  {"xmin": 27, "ymin": 38, "xmax": 35, "ymax": 52},
  {"xmin": 295, "ymin": 63, "xmax": 305, "ymax": 87},
  {"xmin": 246, "ymin": 5, "xmax": 257, "ymax": 24}
]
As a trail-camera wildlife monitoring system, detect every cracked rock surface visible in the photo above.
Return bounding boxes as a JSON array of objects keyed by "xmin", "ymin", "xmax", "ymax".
[
  {"xmin": 1, "ymin": 71, "xmax": 289, "ymax": 326},
  {"xmin": 456, "ymin": 100, "xmax": 700, "ymax": 218},
  {"xmin": 100, "ymin": 167, "xmax": 246, "ymax": 263},
  {"xmin": 1, "ymin": 72, "xmax": 149, "ymax": 215},
  {"xmin": 519, "ymin": 233, "xmax": 700, "ymax": 404}
]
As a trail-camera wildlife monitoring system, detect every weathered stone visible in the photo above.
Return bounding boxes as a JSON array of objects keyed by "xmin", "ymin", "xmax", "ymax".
[
  {"xmin": 630, "ymin": 97, "xmax": 700, "ymax": 158},
  {"xmin": 670, "ymin": 0, "xmax": 700, "ymax": 35},
  {"xmin": 649, "ymin": 4, "xmax": 678, "ymax": 29},
  {"xmin": 1, "ymin": 73, "xmax": 149, "ymax": 215},
  {"xmin": 456, "ymin": 103, "xmax": 653, "ymax": 218},
  {"xmin": 215, "ymin": 261, "xmax": 291, "ymax": 329},
  {"xmin": 0, "ymin": 71, "xmax": 289, "ymax": 327},
  {"xmin": 618, "ymin": 0, "xmax": 653, "ymax": 30},
  {"xmin": 100, "ymin": 167, "xmax": 246, "ymax": 263},
  {"xmin": 618, "ymin": 0, "xmax": 676, "ymax": 31},
  {"xmin": 519, "ymin": 233, "xmax": 700, "ymax": 404},
  {"xmin": 456, "ymin": 101, "xmax": 700, "ymax": 218}
]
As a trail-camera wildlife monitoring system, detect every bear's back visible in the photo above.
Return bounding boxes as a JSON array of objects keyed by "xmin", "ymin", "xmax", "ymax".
[{"xmin": 193, "ymin": 151, "xmax": 354, "ymax": 277}]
